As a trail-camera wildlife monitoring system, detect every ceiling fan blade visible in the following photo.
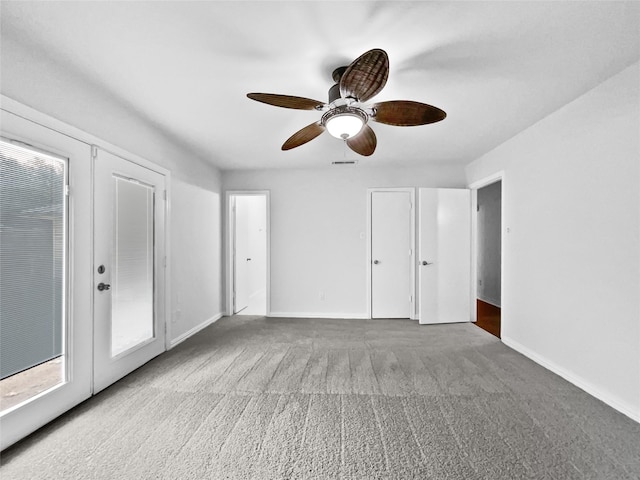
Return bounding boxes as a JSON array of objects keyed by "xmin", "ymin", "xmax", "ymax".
[
  {"xmin": 346, "ymin": 125, "xmax": 377, "ymax": 156},
  {"xmin": 372, "ymin": 100, "xmax": 446, "ymax": 126},
  {"xmin": 282, "ymin": 121, "xmax": 325, "ymax": 150},
  {"xmin": 247, "ymin": 93, "xmax": 325, "ymax": 110},
  {"xmin": 339, "ymin": 49, "xmax": 389, "ymax": 103}
]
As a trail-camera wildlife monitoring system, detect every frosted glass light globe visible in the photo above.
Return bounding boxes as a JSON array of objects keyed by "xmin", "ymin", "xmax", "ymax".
[{"xmin": 325, "ymin": 114, "xmax": 365, "ymax": 140}]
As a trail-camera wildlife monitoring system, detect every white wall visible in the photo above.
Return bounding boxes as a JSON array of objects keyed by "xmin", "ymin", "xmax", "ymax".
[
  {"xmin": 223, "ymin": 165, "xmax": 466, "ymax": 317},
  {"xmin": 0, "ymin": 37, "xmax": 225, "ymax": 345},
  {"xmin": 466, "ymin": 63, "xmax": 640, "ymax": 421},
  {"xmin": 170, "ymin": 179, "xmax": 223, "ymax": 343}
]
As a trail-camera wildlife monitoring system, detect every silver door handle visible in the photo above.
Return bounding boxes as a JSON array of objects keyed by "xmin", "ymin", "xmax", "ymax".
[
  {"xmin": 421, "ymin": 261, "xmax": 432, "ymax": 266},
  {"xmin": 373, "ymin": 260, "xmax": 380, "ymax": 265}
]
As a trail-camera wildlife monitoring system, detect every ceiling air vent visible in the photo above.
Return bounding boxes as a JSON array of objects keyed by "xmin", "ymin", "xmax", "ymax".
[{"xmin": 332, "ymin": 160, "xmax": 358, "ymax": 165}]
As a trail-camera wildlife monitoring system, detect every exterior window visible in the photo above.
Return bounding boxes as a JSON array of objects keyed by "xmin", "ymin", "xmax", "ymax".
[{"xmin": 0, "ymin": 138, "xmax": 67, "ymax": 412}]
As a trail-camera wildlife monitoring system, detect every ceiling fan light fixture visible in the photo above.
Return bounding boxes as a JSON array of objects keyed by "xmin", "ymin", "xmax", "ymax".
[
  {"xmin": 322, "ymin": 107, "xmax": 368, "ymax": 140},
  {"xmin": 247, "ymin": 48, "xmax": 446, "ymax": 156}
]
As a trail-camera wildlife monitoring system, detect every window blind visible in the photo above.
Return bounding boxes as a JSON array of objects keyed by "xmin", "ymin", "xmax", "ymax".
[{"xmin": 0, "ymin": 138, "xmax": 67, "ymax": 379}]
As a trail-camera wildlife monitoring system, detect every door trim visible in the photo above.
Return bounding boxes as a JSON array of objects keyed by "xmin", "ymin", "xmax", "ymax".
[
  {"xmin": 367, "ymin": 188, "xmax": 416, "ymax": 320},
  {"xmin": 469, "ymin": 171, "xmax": 505, "ymax": 328},
  {"xmin": 224, "ymin": 190, "xmax": 271, "ymax": 317}
]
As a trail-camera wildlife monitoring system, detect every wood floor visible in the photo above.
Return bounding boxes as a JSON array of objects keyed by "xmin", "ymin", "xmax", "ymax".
[{"xmin": 476, "ymin": 299, "xmax": 501, "ymax": 338}]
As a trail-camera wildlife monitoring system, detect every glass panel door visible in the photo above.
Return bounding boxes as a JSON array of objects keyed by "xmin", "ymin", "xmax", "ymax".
[
  {"xmin": 93, "ymin": 148, "xmax": 165, "ymax": 393},
  {"xmin": 0, "ymin": 111, "xmax": 92, "ymax": 451}
]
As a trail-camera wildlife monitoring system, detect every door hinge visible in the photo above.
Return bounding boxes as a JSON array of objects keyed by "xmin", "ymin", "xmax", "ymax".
[
  {"xmin": 91, "ymin": 145, "xmax": 98, "ymax": 159},
  {"xmin": 410, "ymin": 295, "xmax": 413, "ymax": 303},
  {"xmin": 65, "ymin": 185, "xmax": 70, "ymax": 196},
  {"xmin": 164, "ymin": 190, "xmax": 167, "ymax": 200}
]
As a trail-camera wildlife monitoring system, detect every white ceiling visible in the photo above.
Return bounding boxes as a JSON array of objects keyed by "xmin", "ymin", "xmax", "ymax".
[{"xmin": 1, "ymin": 1, "xmax": 639, "ymax": 171}]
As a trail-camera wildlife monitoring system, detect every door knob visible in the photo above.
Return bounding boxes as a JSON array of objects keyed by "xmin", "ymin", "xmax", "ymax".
[
  {"xmin": 373, "ymin": 260, "xmax": 380, "ymax": 265},
  {"xmin": 97, "ymin": 282, "xmax": 111, "ymax": 291},
  {"xmin": 421, "ymin": 261, "xmax": 432, "ymax": 266}
]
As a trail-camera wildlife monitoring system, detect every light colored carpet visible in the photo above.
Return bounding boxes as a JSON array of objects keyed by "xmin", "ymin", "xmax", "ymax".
[{"xmin": 1, "ymin": 316, "xmax": 639, "ymax": 479}]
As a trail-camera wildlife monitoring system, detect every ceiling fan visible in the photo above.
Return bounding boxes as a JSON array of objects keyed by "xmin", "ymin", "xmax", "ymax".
[{"xmin": 247, "ymin": 48, "xmax": 446, "ymax": 157}]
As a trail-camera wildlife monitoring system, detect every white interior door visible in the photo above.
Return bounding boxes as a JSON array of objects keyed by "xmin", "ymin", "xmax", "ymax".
[
  {"xmin": 371, "ymin": 191, "xmax": 413, "ymax": 319},
  {"xmin": 93, "ymin": 149, "xmax": 166, "ymax": 393},
  {"xmin": 233, "ymin": 197, "xmax": 250, "ymax": 313},
  {"xmin": 419, "ymin": 188, "xmax": 471, "ymax": 324}
]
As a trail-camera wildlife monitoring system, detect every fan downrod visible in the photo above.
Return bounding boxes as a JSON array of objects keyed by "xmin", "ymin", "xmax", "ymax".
[{"xmin": 329, "ymin": 66, "xmax": 348, "ymax": 104}]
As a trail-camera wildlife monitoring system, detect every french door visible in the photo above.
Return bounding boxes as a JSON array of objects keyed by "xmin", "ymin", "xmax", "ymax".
[
  {"xmin": 93, "ymin": 149, "xmax": 166, "ymax": 393},
  {"xmin": 0, "ymin": 111, "xmax": 92, "ymax": 450}
]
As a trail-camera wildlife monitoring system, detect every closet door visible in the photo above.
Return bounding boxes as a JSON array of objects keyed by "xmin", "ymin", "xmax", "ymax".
[
  {"xmin": 0, "ymin": 111, "xmax": 92, "ymax": 450},
  {"xmin": 370, "ymin": 190, "xmax": 414, "ymax": 319},
  {"xmin": 418, "ymin": 188, "xmax": 471, "ymax": 324}
]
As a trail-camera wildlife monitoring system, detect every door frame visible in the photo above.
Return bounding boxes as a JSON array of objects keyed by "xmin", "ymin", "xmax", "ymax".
[
  {"xmin": 469, "ymin": 171, "xmax": 505, "ymax": 327},
  {"xmin": 224, "ymin": 190, "xmax": 271, "ymax": 317},
  {"xmin": 367, "ymin": 188, "xmax": 416, "ymax": 320}
]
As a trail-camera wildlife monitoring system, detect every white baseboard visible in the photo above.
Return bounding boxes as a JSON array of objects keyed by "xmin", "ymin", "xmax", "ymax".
[
  {"xmin": 169, "ymin": 313, "xmax": 224, "ymax": 348},
  {"xmin": 268, "ymin": 312, "xmax": 369, "ymax": 319},
  {"xmin": 502, "ymin": 335, "xmax": 640, "ymax": 423}
]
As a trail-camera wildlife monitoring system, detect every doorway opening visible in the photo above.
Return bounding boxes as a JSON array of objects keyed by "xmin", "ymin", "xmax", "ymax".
[
  {"xmin": 227, "ymin": 192, "xmax": 269, "ymax": 316},
  {"xmin": 475, "ymin": 180, "xmax": 502, "ymax": 338}
]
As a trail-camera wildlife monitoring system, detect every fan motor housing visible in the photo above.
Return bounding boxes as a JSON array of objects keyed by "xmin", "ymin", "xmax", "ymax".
[{"xmin": 321, "ymin": 106, "xmax": 368, "ymax": 126}]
